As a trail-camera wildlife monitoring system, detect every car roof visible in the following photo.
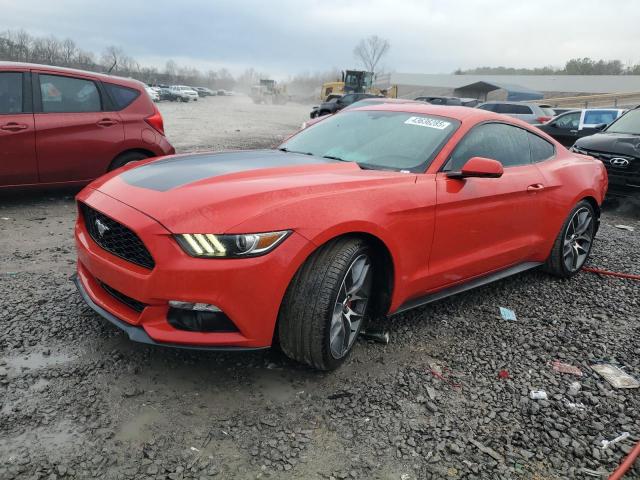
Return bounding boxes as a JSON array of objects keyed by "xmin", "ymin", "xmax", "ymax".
[
  {"xmin": 480, "ymin": 100, "xmax": 542, "ymax": 105},
  {"xmin": 0, "ymin": 61, "xmax": 145, "ymax": 89},
  {"xmin": 350, "ymin": 103, "xmax": 515, "ymax": 123}
]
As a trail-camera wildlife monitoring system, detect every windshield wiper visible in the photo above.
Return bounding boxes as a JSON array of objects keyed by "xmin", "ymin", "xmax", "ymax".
[
  {"xmin": 322, "ymin": 155, "xmax": 348, "ymax": 162},
  {"xmin": 278, "ymin": 147, "xmax": 313, "ymax": 155}
]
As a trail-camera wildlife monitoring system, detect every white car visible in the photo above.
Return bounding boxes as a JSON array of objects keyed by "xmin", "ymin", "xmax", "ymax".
[
  {"xmin": 144, "ymin": 86, "xmax": 159, "ymax": 102},
  {"xmin": 170, "ymin": 85, "xmax": 199, "ymax": 102}
]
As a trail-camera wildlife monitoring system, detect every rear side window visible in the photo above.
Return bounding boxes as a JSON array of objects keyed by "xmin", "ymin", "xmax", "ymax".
[
  {"xmin": 104, "ymin": 83, "xmax": 140, "ymax": 110},
  {"xmin": 496, "ymin": 104, "xmax": 532, "ymax": 114},
  {"xmin": 527, "ymin": 132, "xmax": 555, "ymax": 162},
  {"xmin": 584, "ymin": 110, "xmax": 619, "ymax": 126},
  {"xmin": 446, "ymin": 123, "xmax": 531, "ymax": 170},
  {"xmin": 477, "ymin": 103, "xmax": 496, "ymax": 112},
  {"xmin": 0, "ymin": 72, "xmax": 23, "ymax": 114},
  {"xmin": 39, "ymin": 74, "xmax": 101, "ymax": 113}
]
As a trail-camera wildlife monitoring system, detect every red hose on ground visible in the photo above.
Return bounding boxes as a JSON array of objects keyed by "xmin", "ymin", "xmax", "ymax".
[
  {"xmin": 582, "ymin": 266, "xmax": 640, "ymax": 281},
  {"xmin": 608, "ymin": 439, "xmax": 640, "ymax": 480}
]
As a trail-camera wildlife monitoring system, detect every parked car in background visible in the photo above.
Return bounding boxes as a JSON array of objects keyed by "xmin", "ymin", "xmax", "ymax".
[
  {"xmin": 216, "ymin": 89, "xmax": 227, "ymax": 96},
  {"xmin": 535, "ymin": 108, "xmax": 626, "ymax": 147},
  {"xmin": 74, "ymin": 104, "xmax": 606, "ymax": 370},
  {"xmin": 0, "ymin": 62, "xmax": 174, "ymax": 188},
  {"xmin": 459, "ymin": 98, "xmax": 481, "ymax": 107},
  {"xmin": 311, "ymin": 93, "xmax": 381, "ymax": 118},
  {"xmin": 476, "ymin": 101, "xmax": 556, "ymax": 124},
  {"xmin": 144, "ymin": 86, "xmax": 159, "ymax": 102},
  {"xmin": 303, "ymin": 97, "xmax": 420, "ymax": 129},
  {"xmin": 552, "ymin": 108, "xmax": 574, "ymax": 116},
  {"xmin": 170, "ymin": 85, "xmax": 199, "ymax": 102},
  {"xmin": 310, "ymin": 93, "xmax": 342, "ymax": 118},
  {"xmin": 193, "ymin": 87, "xmax": 214, "ymax": 97},
  {"xmin": 158, "ymin": 87, "xmax": 179, "ymax": 102},
  {"xmin": 572, "ymin": 107, "xmax": 640, "ymax": 197},
  {"xmin": 414, "ymin": 96, "xmax": 463, "ymax": 106}
]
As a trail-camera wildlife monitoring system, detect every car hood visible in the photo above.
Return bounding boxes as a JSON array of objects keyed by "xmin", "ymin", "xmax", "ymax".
[
  {"xmin": 574, "ymin": 132, "xmax": 640, "ymax": 157},
  {"xmin": 89, "ymin": 150, "xmax": 414, "ymax": 233}
]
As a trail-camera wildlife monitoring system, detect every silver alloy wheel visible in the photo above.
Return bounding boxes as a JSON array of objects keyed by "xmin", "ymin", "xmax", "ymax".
[
  {"xmin": 329, "ymin": 254, "xmax": 373, "ymax": 359},
  {"xmin": 563, "ymin": 207, "xmax": 594, "ymax": 272}
]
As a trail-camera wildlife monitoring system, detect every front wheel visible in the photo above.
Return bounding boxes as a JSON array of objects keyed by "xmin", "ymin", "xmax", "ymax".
[
  {"xmin": 544, "ymin": 200, "xmax": 596, "ymax": 278},
  {"xmin": 278, "ymin": 237, "xmax": 374, "ymax": 370}
]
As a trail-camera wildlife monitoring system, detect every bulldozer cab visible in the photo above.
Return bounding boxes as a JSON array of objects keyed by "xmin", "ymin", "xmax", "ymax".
[
  {"xmin": 343, "ymin": 70, "xmax": 373, "ymax": 94},
  {"xmin": 260, "ymin": 79, "xmax": 276, "ymax": 92}
]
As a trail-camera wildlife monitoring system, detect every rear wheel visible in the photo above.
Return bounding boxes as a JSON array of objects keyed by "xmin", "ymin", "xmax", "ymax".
[
  {"xmin": 278, "ymin": 237, "xmax": 374, "ymax": 370},
  {"xmin": 108, "ymin": 151, "xmax": 149, "ymax": 171},
  {"xmin": 544, "ymin": 200, "xmax": 596, "ymax": 278}
]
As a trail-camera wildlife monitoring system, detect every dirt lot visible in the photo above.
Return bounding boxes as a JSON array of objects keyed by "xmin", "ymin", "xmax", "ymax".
[{"xmin": 1, "ymin": 96, "xmax": 639, "ymax": 480}]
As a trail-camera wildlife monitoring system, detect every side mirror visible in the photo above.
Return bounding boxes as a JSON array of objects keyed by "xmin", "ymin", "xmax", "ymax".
[
  {"xmin": 549, "ymin": 122, "xmax": 559, "ymax": 128},
  {"xmin": 447, "ymin": 157, "xmax": 504, "ymax": 179},
  {"xmin": 594, "ymin": 123, "xmax": 607, "ymax": 131}
]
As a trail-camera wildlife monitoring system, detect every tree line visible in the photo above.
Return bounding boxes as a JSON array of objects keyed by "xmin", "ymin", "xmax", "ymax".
[
  {"xmin": 455, "ymin": 57, "xmax": 640, "ymax": 75},
  {"xmin": 0, "ymin": 29, "xmax": 253, "ymax": 90}
]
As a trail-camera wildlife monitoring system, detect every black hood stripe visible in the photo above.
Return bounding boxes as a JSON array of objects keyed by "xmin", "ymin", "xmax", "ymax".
[{"xmin": 120, "ymin": 150, "xmax": 334, "ymax": 192}]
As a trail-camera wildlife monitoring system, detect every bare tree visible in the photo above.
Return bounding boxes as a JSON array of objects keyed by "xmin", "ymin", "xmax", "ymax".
[
  {"xmin": 101, "ymin": 45, "xmax": 124, "ymax": 73},
  {"xmin": 353, "ymin": 35, "xmax": 390, "ymax": 74}
]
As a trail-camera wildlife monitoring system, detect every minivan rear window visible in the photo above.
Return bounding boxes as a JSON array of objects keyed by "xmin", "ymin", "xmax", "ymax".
[{"xmin": 104, "ymin": 83, "xmax": 140, "ymax": 110}]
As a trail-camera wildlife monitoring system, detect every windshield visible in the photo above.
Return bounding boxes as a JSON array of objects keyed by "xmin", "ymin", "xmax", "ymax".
[
  {"xmin": 280, "ymin": 110, "xmax": 459, "ymax": 172},
  {"xmin": 343, "ymin": 99, "xmax": 382, "ymax": 110},
  {"xmin": 605, "ymin": 110, "xmax": 640, "ymax": 134}
]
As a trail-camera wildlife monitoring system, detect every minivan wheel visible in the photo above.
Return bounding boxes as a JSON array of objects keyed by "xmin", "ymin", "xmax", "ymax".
[
  {"xmin": 544, "ymin": 200, "xmax": 596, "ymax": 278},
  {"xmin": 108, "ymin": 151, "xmax": 149, "ymax": 171},
  {"xmin": 278, "ymin": 237, "xmax": 373, "ymax": 370}
]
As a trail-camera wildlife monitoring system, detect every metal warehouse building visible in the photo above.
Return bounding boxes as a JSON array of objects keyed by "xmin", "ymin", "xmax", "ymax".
[{"xmin": 375, "ymin": 73, "xmax": 640, "ymax": 101}]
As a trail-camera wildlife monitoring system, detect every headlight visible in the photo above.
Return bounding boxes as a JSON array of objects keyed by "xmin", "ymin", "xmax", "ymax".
[{"xmin": 176, "ymin": 231, "xmax": 291, "ymax": 258}]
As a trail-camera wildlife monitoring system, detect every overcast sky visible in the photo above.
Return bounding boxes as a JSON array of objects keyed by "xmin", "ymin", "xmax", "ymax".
[{"xmin": 2, "ymin": 0, "xmax": 640, "ymax": 78}]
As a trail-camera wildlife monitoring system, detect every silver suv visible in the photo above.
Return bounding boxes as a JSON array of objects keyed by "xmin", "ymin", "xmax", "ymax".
[{"xmin": 476, "ymin": 101, "xmax": 556, "ymax": 124}]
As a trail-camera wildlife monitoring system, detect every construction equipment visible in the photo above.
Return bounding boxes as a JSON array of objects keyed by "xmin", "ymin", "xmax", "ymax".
[
  {"xmin": 250, "ymin": 79, "xmax": 287, "ymax": 104},
  {"xmin": 320, "ymin": 70, "xmax": 398, "ymax": 101}
]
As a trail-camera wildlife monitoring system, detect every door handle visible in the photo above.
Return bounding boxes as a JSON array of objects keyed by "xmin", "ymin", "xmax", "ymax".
[
  {"xmin": 97, "ymin": 118, "xmax": 118, "ymax": 127},
  {"xmin": 0, "ymin": 122, "xmax": 28, "ymax": 131},
  {"xmin": 527, "ymin": 183, "xmax": 545, "ymax": 192},
  {"xmin": 570, "ymin": 129, "xmax": 578, "ymax": 134}
]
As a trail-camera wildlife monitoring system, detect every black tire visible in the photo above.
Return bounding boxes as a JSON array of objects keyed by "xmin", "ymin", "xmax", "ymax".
[
  {"xmin": 278, "ymin": 237, "xmax": 373, "ymax": 370},
  {"xmin": 544, "ymin": 200, "xmax": 596, "ymax": 278},
  {"xmin": 108, "ymin": 151, "xmax": 149, "ymax": 171}
]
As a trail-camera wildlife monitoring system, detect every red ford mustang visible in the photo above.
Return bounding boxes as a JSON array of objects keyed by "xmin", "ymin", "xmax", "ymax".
[{"xmin": 74, "ymin": 104, "xmax": 607, "ymax": 370}]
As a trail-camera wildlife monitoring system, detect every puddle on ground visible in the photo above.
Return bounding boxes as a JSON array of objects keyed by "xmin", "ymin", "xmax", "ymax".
[
  {"xmin": 116, "ymin": 406, "xmax": 163, "ymax": 443},
  {"xmin": 2, "ymin": 351, "xmax": 74, "ymax": 375},
  {"xmin": 0, "ymin": 420, "xmax": 82, "ymax": 459}
]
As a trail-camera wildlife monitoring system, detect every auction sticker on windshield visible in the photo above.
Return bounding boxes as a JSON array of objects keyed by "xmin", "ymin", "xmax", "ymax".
[{"xmin": 404, "ymin": 116, "xmax": 451, "ymax": 129}]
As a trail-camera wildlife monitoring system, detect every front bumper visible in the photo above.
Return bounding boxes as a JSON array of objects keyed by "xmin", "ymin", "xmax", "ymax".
[
  {"xmin": 605, "ymin": 171, "xmax": 640, "ymax": 197},
  {"xmin": 74, "ymin": 188, "xmax": 314, "ymax": 349}
]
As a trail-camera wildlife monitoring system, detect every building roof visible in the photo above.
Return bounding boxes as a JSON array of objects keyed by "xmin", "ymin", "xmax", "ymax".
[
  {"xmin": 454, "ymin": 80, "xmax": 543, "ymax": 101},
  {"xmin": 375, "ymin": 73, "xmax": 640, "ymax": 94}
]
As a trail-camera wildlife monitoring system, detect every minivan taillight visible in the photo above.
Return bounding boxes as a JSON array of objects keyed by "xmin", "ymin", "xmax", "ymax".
[
  {"xmin": 145, "ymin": 107, "xmax": 165, "ymax": 136},
  {"xmin": 537, "ymin": 116, "xmax": 552, "ymax": 123}
]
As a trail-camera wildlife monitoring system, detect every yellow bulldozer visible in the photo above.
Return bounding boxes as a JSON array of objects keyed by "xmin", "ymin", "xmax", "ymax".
[{"xmin": 320, "ymin": 70, "xmax": 396, "ymax": 101}]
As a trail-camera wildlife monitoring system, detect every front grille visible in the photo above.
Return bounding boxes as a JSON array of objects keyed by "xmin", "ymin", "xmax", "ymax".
[
  {"xmin": 100, "ymin": 282, "xmax": 147, "ymax": 313},
  {"xmin": 80, "ymin": 203, "xmax": 155, "ymax": 269},
  {"xmin": 579, "ymin": 149, "xmax": 635, "ymax": 171}
]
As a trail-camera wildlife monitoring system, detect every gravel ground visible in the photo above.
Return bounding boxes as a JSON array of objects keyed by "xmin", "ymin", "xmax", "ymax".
[{"xmin": 1, "ymin": 97, "xmax": 639, "ymax": 479}]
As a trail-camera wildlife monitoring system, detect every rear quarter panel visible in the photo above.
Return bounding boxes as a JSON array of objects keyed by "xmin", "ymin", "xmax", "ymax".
[{"xmin": 532, "ymin": 150, "xmax": 607, "ymax": 259}]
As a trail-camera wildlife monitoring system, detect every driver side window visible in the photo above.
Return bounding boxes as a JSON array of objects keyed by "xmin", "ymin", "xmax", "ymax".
[
  {"xmin": 555, "ymin": 112, "xmax": 580, "ymax": 129},
  {"xmin": 445, "ymin": 123, "xmax": 531, "ymax": 171}
]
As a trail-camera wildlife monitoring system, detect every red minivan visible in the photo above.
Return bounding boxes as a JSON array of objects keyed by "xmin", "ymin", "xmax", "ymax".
[{"xmin": 0, "ymin": 62, "xmax": 174, "ymax": 188}]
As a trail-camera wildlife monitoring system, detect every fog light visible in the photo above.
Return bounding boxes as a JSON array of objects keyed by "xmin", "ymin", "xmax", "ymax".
[
  {"xmin": 167, "ymin": 300, "xmax": 236, "ymax": 333},
  {"xmin": 168, "ymin": 301, "xmax": 221, "ymax": 312}
]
